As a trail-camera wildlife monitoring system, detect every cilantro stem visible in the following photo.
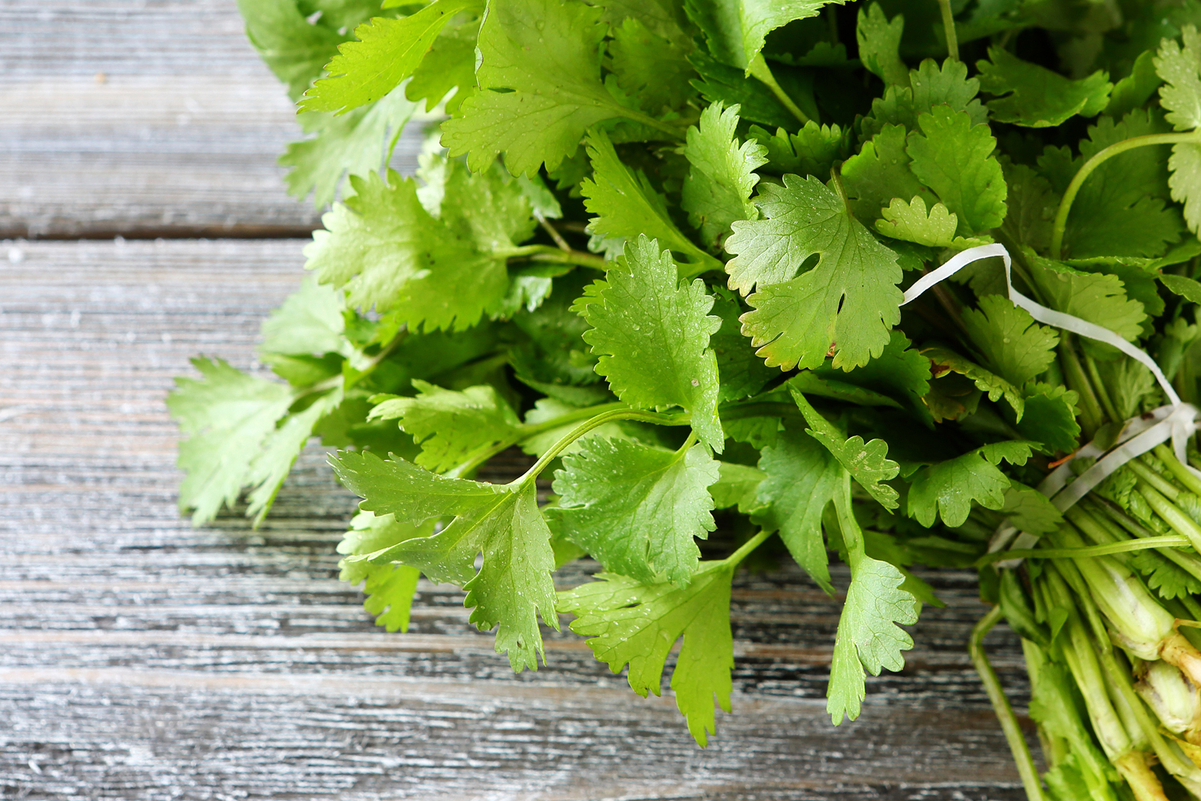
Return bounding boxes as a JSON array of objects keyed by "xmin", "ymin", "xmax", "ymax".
[
  {"xmin": 748, "ymin": 54, "xmax": 812, "ymax": 126},
  {"xmin": 969, "ymin": 605, "xmax": 1047, "ymax": 801},
  {"xmin": 936, "ymin": 0, "xmax": 959, "ymax": 62},
  {"xmin": 500, "ymin": 244, "xmax": 607, "ymax": 271},
  {"xmin": 1082, "ymin": 351, "xmax": 1122, "ymax": 424},
  {"xmin": 1058, "ymin": 341, "xmax": 1104, "ymax": 437},
  {"xmin": 618, "ymin": 108, "xmax": 687, "ymax": 140},
  {"xmin": 724, "ymin": 529, "xmax": 773, "ymax": 568},
  {"xmin": 297, "ymin": 327, "xmax": 407, "ymax": 400},
  {"xmin": 449, "ymin": 401, "xmax": 628, "ymax": 478},
  {"xmin": 536, "ymin": 214, "xmax": 572, "ymax": 251},
  {"xmin": 975, "ymin": 536, "xmax": 1191, "ymax": 567},
  {"xmin": 1050, "ymin": 131, "xmax": 1201, "ymax": 259},
  {"xmin": 508, "ymin": 407, "xmax": 690, "ymax": 488}
]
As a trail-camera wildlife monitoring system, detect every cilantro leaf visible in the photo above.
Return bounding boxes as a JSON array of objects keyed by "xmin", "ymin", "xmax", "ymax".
[
  {"xmin": 1015, "ymin": 383, "xmax": 1080, "ymax": 454},
  {"xmin": 440, "ymin": 0, "xmax": 637, "ymax": 176},
  {"xmin": 305, "ymin": 165, "xmax": 528, "ymax": 328},
  {"xmin": 840, "ymin": 124, "xmax": 933, "ymax": 222},
  {"xmin": 922, "ymin": 346, "xmax": 1025, "ymax": 419},
  {"xmin": 282, "ymin": 88, "xmax": 419, "ymax": 207},
  {"xmin": 338, "ymin": 511, "xmax": 434, "ymax": 632},
  {"xmin": 168, "ymin": 358, "xmax": 295, "ymax": 525},
  {"xmin": 977, "ymin": 46, "xmax": 1111, "ymax": 127},
  {"xmin": 610, "ymin": 17, "xmax": 696, "ymax": 114},
  {"xmin": 686, "ymin": 0, "xmax": 844, "ymax": 73},
  {"xmin": 369, "ymin": 381, "xmax": 521, "ymax": 474},
  {"xmin": 1169, "ymin": 143, "xmax": 1201, "ymax": 236},
  {"xmin": 906, "ymin": 106, "xmax": 1007, "ymax": 235},
  {"xmin": 237, "ymin": 0, "xmax": 348, "ymax": 100},
  {"xmin": 406, "ymin": 16, "xmax": 479, "ymax": 114},
  {"xmin": 907, "ymin": 441, "xmax": 1034, "ymax": 527},
  {"xmin": 826, "ymin": 479, "xmax": 918, "ymax": 725},
  {"xmin": 260, "ymin": 276, "xmax": 348, "ymax": 360},
  {"xmin": 519, "ymin": 397, "xmax": 625, "ymax": 457},
  {"xmin": 1132, "ymin": 548, "xmax": 1201, "ymax": 600},
  {"xmin": 812, "ymin": 330, "xmax": 931, "ymax": 416},
  {"xmin": 961, "ymin": 294, "xmax": 1059, "ymax": 386},
  {"xmin": 577, "ymin": 236, "xmax": 724, "ymax": 450},
  {"xmin": 709, "ymin": 461, "xmax": 766, "ymax": 513},
  {"xmin": 1156, "ymin": 26, "xmax": 1201, "ymax": 132},
  {"xmin": 682, "ymin": 102, "xmax": 768, "ymax": 252},
  {"xmin": 748, "ymin": 121, "xmax": 849, "ymax": 178},
  {"xmin": 580, "ymin": 130, "xmax": 719, "ymax": 273},
  {"xmin": 789, "ymin": 386, "xmax": 901, "ymax": 510},
  {"xmin": 1026, "ymin": 253, "xmax": 1147, "ymax": 344},
  {"xmin": 728, "ymin": 174, "xmax": 904, "ymax": 371},
  {"xmin": 300, "ymin": 0, "xmax": 481, "ymax": 114},
  {"xmin": 856, "ymin": 3, "xmax": 907, "ymax": 88},
  {"xmin": 709, "ymin": 288, "xmax": 776, "ymax": 402},
  {"xmin": 862, "ymin": 58, "xmax": 987, "ymax": 139},
  {"xmin": 754, "ymin": 427, "xmax": 841, "ymax": 592},
  {"xmin": 1000, "ymin": 161, "xmax": 1057, "ymax": 254},
  {"xmin": 331, "ymin": 451, "xmax": 557, "ymax": 671},
  {"xmin": 689, "ymin": 49, "xmax": 797, "ymax": 130},
  {"xmin": 875, "ymin": 196, "xmax": 986, "ymax": 249},
  {"xmin": 558, "ymin": 562, "xmax": 736, "ymax": 746},
  {"xmin": 550, "ymin": 438, "xmax": 720, "ymax": 585}
]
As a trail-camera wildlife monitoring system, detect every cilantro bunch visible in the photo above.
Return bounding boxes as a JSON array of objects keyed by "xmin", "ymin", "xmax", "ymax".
[{"xmin": 172, "ymin": 0, "xmax": 1201, "ymax": 790}]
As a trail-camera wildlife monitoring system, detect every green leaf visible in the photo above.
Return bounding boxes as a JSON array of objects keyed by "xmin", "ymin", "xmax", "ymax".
[
  {"xmin": 682, "ymin": 102, "xmax": 768, "ymax": 252},
  {"xmin": 977, "ymin": 46, "xmax": 1111, "ymax": 128},
  {"xmin": 550, "ymin": 438, "xmax": 720, "ymax": 585},
  {"xmin": 237, "ymin": 0, "xmax": 348, "ymax": 100},
  {"xmin": 581, "ymin": 130, "xmax": 718, "ymax": 272},
  {"xmin": 609, "ymin": 17, "xmax": 696, "ymax": 113},
  {"xmin": 961, "ymin": 294, "xmax": 1059, "ymax": 386},
  {"xmin": 1162, "ymin": 272, "xmax": 1201, "ymax": 303},
  {"xmin": 369, "ymin": 381, "xmax": 521, "ymax": 474},
  {"xmin": 923, "ymin": 346, "xmax": 1025, "ymax": 419},
  {"xmin": 1000, "ymin": 161, "xmax": 1057, "ymax": 254},
  {"xmin": 862, "ymin": 58, "xmax": 987, "ymax": 139},
  {"xmin": 788, "ymin": 386, "xmax": 900, "ymax": 510},
  {"xmin": 999, "ymin": 484, "xmax": 1062, "ymax": 536},
  {"xmin": 747, "ymin": 121, "xmax": 849, "ymax": 178},
  {"xmin": 406, "ymin": 16, "xmax": 479, "ymax": 114},
  {"xmin": 338, "ymin": 511, "xmax": 434, "ymax": 632},
  {"xmin": 168, "ymin": 358, "xmax": 295, "ymax": 526},
  {"xmin": 1015, "ymin": 383, "xmax": 1080, "ymax": 454},
  {"xmin": 826, "ymin": 481, "xmax": 918, "ymax": 725},
  {"xmin": 753, "ymin": 427, "xmax": 841, "ymax": 592},
  {"xmin": 855, "ymin": 3, "xmax": 907, "ymax": 88},
  {"xmin": 709, "ymin": 288, "xmax": 776, "ymax": 402},
  {"xmin": 840, "ymin": 124, "xmax": 933, "ymax": 222},
  {"xmin": 304, "ymin": 166, "xmax": 525, "ymax": 328},
  {"xmin": 1026, "ymin": 253, "xmax": 1146, "ymax": 345},
  {"xmin": 440, "ymin": 0, "xmax": 632, "ymax": 176},
  {"xmin": 1169, "ymin": 142, "xmax": 1201, "ymax": 236},
  {"xmin": 727, "ymin": 174, "xmax": 904, "ymax": 370},
  {"xmin": 906, "ymin": 106, "xmax": 1007, "ymax": 235},
  {"xmin": 300, "ymin": 0, "xmax": 480, "ymax": 114},
  {"xmin": 1156, "ymin": 26, "xmax": 1201, "ymax": 132},
  {"xmin": 1106, "ymin": 50, "xmax": 1161, "ymax": 119},
  {"xmin": 282, "ymin": 87, "xmax": 419, "ymax": 207},
  {"xmin": 260, "ymin": 276, "xmax": 348, "ymax": 359},
  {"xmin": 710, "ymin": 461, "xmax": 766, "ymax": 513},
  {"xmin": 577, "ymin": 236, "xmax": 724, "ymax": 450},
  {"xmin": 1132, "ymin": 548, "xmax": 1201, "ymax": 600},
  {"xmin": 875, "ymin": 196, "xmax": 986, "ymax": 249},
  {"xmin": 687, "ymin": 0, "xmax": 845, "ymax": 73},
  {"xmin": 907, "ymin": 441, "xmax": 1034, "ymax": 527},
  {"xmin": 331, "ymin": 451, "xmax": 557, "ymax": 671},
  {"xmin": 813, "ymin": 330, "xmax": 931, "ymax": 415},
  {"xmin": 1045, "ymin": 110, "xmax": 1183, "ymax": 259},
  {"xmin": 518, "ymin": 397, "xmax": 625, "ymax": 458},
  {"xmin": 784, "ymin": 373, "xmax": 902, "ymax": 409},
  {"xmin": 689, "ymin": 49, "xmax": 797, "ymax": 130},
  {"xmin": 245, "ymin": 388, "xmax": 345, "ymax": 524},
  {"xmin": 558, "ymin": 562, "xmax": 736, "ymax": 746}
]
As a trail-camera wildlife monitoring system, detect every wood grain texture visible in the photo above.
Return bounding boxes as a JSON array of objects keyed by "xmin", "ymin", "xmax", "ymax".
[
  {"xmin": 0, "ymin": 1, "xmax": 421, "ymax": 238},
  {"xmin": 0, "ymin": 240, "xmax": 1033, "ymax": 799}
]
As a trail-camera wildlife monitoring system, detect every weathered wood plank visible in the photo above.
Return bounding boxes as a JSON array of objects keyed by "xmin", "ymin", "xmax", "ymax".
[
  {"xmin": 0, "ymin": 240, "xmax": 1030, "ymax": 797},
  {"xmin": 0, "ymin": 1, "xmax": 419, "ymax": 238}
]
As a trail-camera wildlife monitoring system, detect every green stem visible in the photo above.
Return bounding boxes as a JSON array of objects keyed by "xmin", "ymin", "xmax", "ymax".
[
  {"xmin": 936, "ymin": 0, "xmax": 959, "ymax": 61},
  {"xmin": 1129, "ymin": 460, "xmax": 1182, "ymax": 501},
  {"xmin": 618, "ymin": 107, "xmax": 687, "ymax": 140},
  {"xmin": 1136, "ymin": 481, "xmax": 1201, "ymax": 551},
  {"xmin": 1051, "ymin": 132, "xmax": 1201, "ymax": 259},
  {"xmin": 1154, "ymin": 443, "xmax": 1201, "ymax": 496},
  {"xmin": 300, "ymin": 327, "xmax": 407, "ymax": 399},
  {"xmin": 975, "ymin": 536, "xmax": 1191, "ymax": 566},
  {"xmin": 508, "ymin": 408, "xmax": 690, "ymax": 487},
  {"xmin": 1082, "ymin": 351, "xmax": 1122, "ymax": 425},
  {"xmin": 969, "ymin": 606, "xmax": 1047, "ymax": 801},
  {"xmin": 724, "ymin": 529, "xmax": 774, "ymax": 568},
  {"xmin": 499, "ymin": 244, "xmax": 607, "ymax": 271},
  {"xmin": 748, "ymin": 54, "xmax": 812, "ymax": 126},
  {"xmin": 449, "ymin": 401, "xmax": 627, "ymax": 478},
  {"xmin": 1059, "ymin": 341, "xmax": 1105, "ymax": 436}
]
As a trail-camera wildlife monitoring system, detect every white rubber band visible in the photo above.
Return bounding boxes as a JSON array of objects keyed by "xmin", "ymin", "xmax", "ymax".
[{"xmin": 900, "ymin": 244, "xmax": 1199, "ymax": 565}]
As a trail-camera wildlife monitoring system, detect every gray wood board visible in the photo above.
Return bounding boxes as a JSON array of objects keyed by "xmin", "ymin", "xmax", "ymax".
[
  {"xmin": 0, "ymin": 240, "xmax": 1032, "ymax": 798},
  {"xmin": 0, "ymin": 1, "xmax": 421, "ymax": 239}
]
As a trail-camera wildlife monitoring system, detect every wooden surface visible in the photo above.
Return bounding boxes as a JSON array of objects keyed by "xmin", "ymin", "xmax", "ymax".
[{"xmin": 0, "ymin": 3, "xmax": 1033, "ymax": 799}]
